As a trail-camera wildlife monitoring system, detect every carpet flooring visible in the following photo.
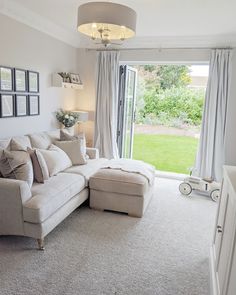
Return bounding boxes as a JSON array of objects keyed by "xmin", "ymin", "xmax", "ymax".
[{"xmin": 0, "ymin": 178, "xmax": 217, "ymax": 295}]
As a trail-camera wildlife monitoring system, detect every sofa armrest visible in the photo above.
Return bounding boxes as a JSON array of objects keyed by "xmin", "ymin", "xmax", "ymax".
[
  {"xmin": 86, "ymin": 148, "xmax": 99, "ymax": 159},
  {"xmin": 0, "ymin": 178, "xmax": 32, "ymax": 236}
]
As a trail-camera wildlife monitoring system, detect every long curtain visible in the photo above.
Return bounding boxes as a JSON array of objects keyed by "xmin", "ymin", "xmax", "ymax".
[
  {"xmin": 94, "ymin": 51, "xmax": 120, "ymax": 159},
  {"xmin": 194, "ymin": 49, "xmax": 232, "ymax": 181}
]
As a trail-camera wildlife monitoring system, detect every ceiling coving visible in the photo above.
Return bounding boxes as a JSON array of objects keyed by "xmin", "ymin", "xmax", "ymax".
[{"xmin": 77, "ymin": 2, "xmax": 137, "ymax": 47}]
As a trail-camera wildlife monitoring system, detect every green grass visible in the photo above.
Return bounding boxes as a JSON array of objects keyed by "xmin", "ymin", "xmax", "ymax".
[{"xmin": 133, "ymin": 134, "xmax": 198, "ymax": 174}]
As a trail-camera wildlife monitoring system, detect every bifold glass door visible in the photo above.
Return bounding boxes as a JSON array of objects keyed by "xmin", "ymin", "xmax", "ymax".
[{"xmin": 117, "ymin": 65, "xmax": 137, "ymax": 158}]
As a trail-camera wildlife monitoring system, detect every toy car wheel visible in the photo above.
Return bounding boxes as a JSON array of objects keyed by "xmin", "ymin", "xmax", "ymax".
[
  {"xmin": 210, "ymin": 189, "xmax": 220, "ymax": 202},
  {"xmin": 179, "ymin": 182, "xmax": 192, "ymax": 196}
]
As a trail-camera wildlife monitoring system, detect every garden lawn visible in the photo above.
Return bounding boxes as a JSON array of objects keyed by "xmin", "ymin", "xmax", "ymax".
[{"xmin": 133, "ymin": 134, "xmax": 198, "ymax": 174}]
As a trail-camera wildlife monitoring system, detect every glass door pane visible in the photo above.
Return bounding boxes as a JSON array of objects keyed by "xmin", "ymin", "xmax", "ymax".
[{"xmin": 117, "ymin": 66, "xmax": 137, "ymax": 158}]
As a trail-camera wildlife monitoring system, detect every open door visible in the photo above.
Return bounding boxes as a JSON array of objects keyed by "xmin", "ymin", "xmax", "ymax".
[{"xmin": 117, "ymin": 65, "xmax": 137, "ymax": 158}]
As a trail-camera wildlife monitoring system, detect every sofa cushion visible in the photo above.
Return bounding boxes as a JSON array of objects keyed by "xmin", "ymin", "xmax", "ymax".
[
  {"xmin": 27, "ymin": 148, "xmax": 49, "ymax": 183},
  {"xmin": 39, "ymin": 144, "xmax": 72, "ymax": 176},
  {"xmin": 28, "ymin": 132, "xmax": 52, "ymax": 149},
  {"xmin": 0, "ymin": 150, "xmax": 34, "ymax": 188},
  {"xmin": 63, "ymin": 158, "xmax": 109, "ymax": 186},
  {"xmin": 23, "ymin": 173, "xmax": 85, "ymax": 223},
  {"xmin": 54, "ymin": 140, "xmax": 87, "ymax": 165},
  {"xmin": 0, "ymin": 136, "xmax": 31, "ymax": 153}
]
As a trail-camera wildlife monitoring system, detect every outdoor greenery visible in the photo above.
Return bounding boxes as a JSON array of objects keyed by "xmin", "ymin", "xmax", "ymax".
[
  {"xmin": 134, "ymin": 65, "xmax": 205, "ymax": 127},
  {"xmin": 133, "ymin": 134, "xmax": 198, "ymax": 174}
]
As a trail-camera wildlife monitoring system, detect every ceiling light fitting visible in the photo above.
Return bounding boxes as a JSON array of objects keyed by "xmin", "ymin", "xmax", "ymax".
[{"xmin": 77, "ymin": 2, "xmax": 137, "ymax": 47}]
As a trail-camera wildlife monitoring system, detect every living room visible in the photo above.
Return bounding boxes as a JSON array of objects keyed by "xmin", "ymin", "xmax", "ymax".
[{"xmin": 0, "ymin": 1, "xmax": 236, "ymax": 295}]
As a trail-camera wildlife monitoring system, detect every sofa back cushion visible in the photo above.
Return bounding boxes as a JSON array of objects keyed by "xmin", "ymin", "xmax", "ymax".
[
  {"xmin": 39, "ymin": 144, "xmax": 72, "ymax": 176},
  {"xmin": 28, "ymin": 130, "xmax": 60, "ymax": 149}
]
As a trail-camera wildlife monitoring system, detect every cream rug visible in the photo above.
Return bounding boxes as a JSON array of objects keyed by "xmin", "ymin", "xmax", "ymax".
[{"xmin": 0, "ymin": 178, "xmax": 217, "ymax": 295}]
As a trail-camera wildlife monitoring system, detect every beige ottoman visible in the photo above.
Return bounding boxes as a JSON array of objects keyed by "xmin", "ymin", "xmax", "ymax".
[{"xmin": 89, "ymin": 164, "xmax": 155, "ymax": 217}]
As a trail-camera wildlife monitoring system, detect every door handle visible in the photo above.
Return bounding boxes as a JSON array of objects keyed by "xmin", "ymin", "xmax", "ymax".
[{"xmin": 217, "ymin": 225, "xmax": 223, "ymax": 233}]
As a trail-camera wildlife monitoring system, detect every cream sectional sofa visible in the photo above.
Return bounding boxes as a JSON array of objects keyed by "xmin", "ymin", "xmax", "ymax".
[{"xmin": 0, "ymin": 130, "xmax": 108, "ymax": 250}]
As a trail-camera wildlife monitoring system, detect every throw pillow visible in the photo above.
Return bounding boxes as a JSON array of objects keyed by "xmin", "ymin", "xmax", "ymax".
[
  {"xmin": 0, "ymin": 150, "xmax": 34, "ymax": 187},
  {"xmin": 10, "ymin": 137, "xmax": 31, "ymax": 151},
  {"xmin": 60, "ymin": 130, "xmax": 87, "ymax": 159},
  {"xmin": 54, "ymin": 140, "xmax": 87, "ymax": 165},
  {"xmin": 39, "ymin": 144, "xmax": 72, "ymax": 176},
  {"xmin": 27, "ymin": 148, "xmax": 49, "ymax": 183}
]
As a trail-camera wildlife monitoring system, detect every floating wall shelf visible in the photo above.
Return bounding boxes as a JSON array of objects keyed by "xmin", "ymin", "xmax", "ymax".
[{"xmin": 52, "ymin": 73, "xmax": 83, "ymax": 90}]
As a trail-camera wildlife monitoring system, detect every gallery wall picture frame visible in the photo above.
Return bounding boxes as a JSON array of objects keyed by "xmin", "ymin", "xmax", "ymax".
[
  {"xmin": 28, "ymin": 95, "xmax": 40, "ymax": 116},
  {"xmin": 0, "ymin": 66, "xmax": 14, "ymax": 92},
  {"xmin": 14, "ymin": 68, "xmax": 27, "ymax": 92},
  {"xmin": 0, "ymin": 94, "xmax": 15, "ymax": 118},
  {"xmin": 28, "ymin": 71, "xmax": 39, "ymax": 93},
  {"xmin": 69, "ymin": 73, "xmax": 82, "ymax": 84},
  {"xmin": 15, "ymin": 95, "xmax": 28, "ymax": 117}
]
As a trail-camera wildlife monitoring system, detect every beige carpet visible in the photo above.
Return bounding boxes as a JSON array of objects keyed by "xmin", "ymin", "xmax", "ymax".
[{"xmin": 0, "ymin": 178, "xmax": 217, "ymax": 295}]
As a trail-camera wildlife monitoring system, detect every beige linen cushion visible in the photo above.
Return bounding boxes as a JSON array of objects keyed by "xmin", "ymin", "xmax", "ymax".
[
  {"xmin": 0, "ymin": 150, "xmax": 34, "ymax": 187},
  {"xmin": 60, "ymin": 130, "xmax": 88, "ymax": 159},
  {"xmin": 39, "ymin": 144, "xmax": 72, "ymax": 176},
  {"xmin": 54, "ymin": 140, "xmax": 87, "ymax": 165},
  {"xmin": 27, "ymin": 148, "xmax": 49, "ymax": 183}
]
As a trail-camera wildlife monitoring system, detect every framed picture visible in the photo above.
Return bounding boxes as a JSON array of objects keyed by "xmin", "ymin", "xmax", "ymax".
[
  {"xmin": 0, "ymin": 66, "xmax": 14, "ymax": 92},
  {"xmin": 29, "ymin": 95, "xmax": 40, "ymax": 116},
  {"xmin": 69, "ymin": 73, "xmax": 82, "ymax": 84},
  {"xmin": 28, "ymin": 71, "xmax": 39, "ymax": 93},
  {"xmin": 0, "ymin": 94, "xmax": 14, "ymax": 117},
  {"xmin": 15, "ymin": 95, "xmax": 28, "ymax": 117},
  {"xmin": 14, "ymin": 68, "xmax": 27, "ymax": 92}
]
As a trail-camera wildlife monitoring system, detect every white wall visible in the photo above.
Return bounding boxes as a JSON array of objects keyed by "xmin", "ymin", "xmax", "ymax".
[{"xmin": 0, "ymin": 14, "xmax": 79, "ymax": 138}]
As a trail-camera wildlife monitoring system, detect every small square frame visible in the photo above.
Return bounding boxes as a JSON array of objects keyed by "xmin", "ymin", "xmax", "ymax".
[{"xmin": 69, "ymin": 73, "xmax": 82, "ymax": 84}]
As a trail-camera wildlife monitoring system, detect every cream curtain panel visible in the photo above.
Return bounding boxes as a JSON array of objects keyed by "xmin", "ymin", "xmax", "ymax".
[
  {"xmin": 94, "ymin": 51, "xmax": 120, "ymax": 159},
  {"xmin": 194, "ymin": 49, "xmax": 232, "ymax": 181}
]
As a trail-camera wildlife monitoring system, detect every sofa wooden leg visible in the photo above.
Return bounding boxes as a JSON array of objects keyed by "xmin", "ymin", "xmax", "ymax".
[{"xmin": 37, "ymin": 238, "xmax": 45, "ymax": 251}]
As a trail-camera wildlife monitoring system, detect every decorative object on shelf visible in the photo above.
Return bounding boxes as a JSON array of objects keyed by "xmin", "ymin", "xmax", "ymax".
[
  {"xmin": 29, "ymin": 95, "xmax": 40, "ymax": 115},
  {"xmin": 28, "ymin": 71, "xmax": 39, "ymax": 93},
  {"xmin": 0, "ymin": 66, "xmax": 14, "ymax": 91},
  {"xmin": 14, "ymin": 68, "xmax": 27, "ymax": 92},
  {"xmin": 55, "ymin": 109, "xmax": 80, "ymax": 128},
  {"xmin": 52, "ymin": 73, "xmax": 83, "ymax": 90},
  {"xmin": 0, "ymin": 94, "xmax": 15, "ymax": 117},
  {"xmin": 58, "ymin": 72, "xmax": 70, "ymax": 83},
  {"xmin": 69, "ymin": 73, "xmax": 82, "ymax": 84},
  {"xmin": 77, "ymin": 2, "xmax": 137, "ymax": 47},
  {"xmin": 15, "ymin": 95, "xmax": 28, "ymax": 117}
]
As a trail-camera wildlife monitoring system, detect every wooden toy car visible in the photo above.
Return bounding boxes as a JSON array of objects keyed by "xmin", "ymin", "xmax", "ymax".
[{"xmin": 179, "ymin": 176, "xmax": 221, "ymax": 202}]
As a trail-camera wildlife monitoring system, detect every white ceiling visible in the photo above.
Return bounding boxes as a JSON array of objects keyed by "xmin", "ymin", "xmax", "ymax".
[{"xmin": 1, "ymin": 0, "xmax": 236, "ymax": 48}]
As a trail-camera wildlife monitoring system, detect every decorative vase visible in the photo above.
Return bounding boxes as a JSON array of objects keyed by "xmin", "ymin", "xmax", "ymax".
[{"xmin": 63, "ymin": 126, "xmax": 75, "ymax": 135}]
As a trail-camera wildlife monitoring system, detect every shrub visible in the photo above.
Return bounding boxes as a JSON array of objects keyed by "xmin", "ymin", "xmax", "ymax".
[{"xmin": 137, "ymin": 86, "xmax": 204, "ymax": 127}]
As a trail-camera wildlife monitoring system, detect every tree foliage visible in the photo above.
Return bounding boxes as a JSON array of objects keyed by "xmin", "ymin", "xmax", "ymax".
[{"xmin": 134, "ymin": 65, "xmax": 205, "ymax": 127}]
